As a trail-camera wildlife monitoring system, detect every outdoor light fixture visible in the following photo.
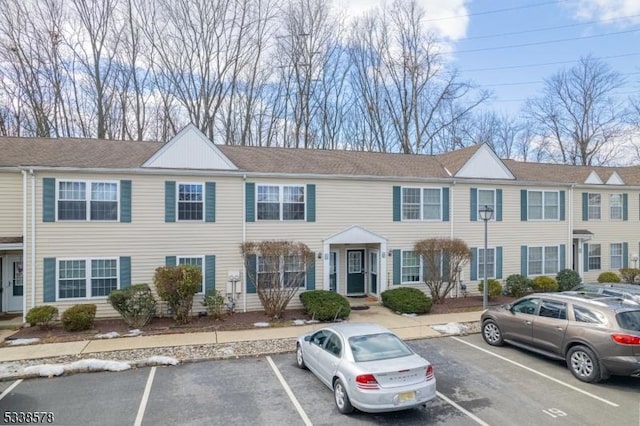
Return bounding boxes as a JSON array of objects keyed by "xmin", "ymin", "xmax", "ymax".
[{"xmin": 479, "ymin": 205, "xmax": 494, "ymax": 310}]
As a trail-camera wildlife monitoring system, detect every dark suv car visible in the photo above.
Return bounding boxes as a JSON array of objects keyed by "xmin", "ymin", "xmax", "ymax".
[{"xmin": 481, "ymin": 292, "xmax": 640, "ymax": 382}]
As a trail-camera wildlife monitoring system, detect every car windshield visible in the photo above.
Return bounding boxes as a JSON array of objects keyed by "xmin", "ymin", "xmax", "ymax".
[
  {"xmin": 616, "ymin": 311, "xmax": 640, "ymax": 331},
  {"xmin": 349, "ymin": 332, "xmax": 413, "ymax": 362}
]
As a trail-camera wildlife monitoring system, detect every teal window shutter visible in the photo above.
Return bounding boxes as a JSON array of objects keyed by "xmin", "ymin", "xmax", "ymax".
[
  {"xmin": 246, "ymin": 255, "xmax": 257, "ymax": 293},
  {"xmin": 470, "ymin": 188, "xmax": 478, "ymax": 221},
  {"xmin": 442, "ymin": 187, "xmax": 450, "ymax": 222},
  {"xmin": 43, "ymin": 257, "xmax": 56, "ymax": 302},
  {"xmin": 205, "ymin": 182, "xmax": 216, "ymax": 222},
  {"xmin": 559, "ymin": 191, "xmax": 565, "ymax": 221},
  {"xmin": 521, "ymin": 246, "xmax": 528, "ymax": 276},
  {"xmin": 119, "ymin": 256, "xmax": 131, "ymax": 288},
  {"xmin": 166, "ymin": 256, "xmax": 176, "ymax": 266},
  {"xmin": 470, "ymin": 248, "xmax": 478, "ymax": 280},
  {"xmin": 623, "ymin": 193, "xmax": 628, "ymax": 221},
  {"xmin": 245, "ymin": 182, "xmax": 255, "ymax": 222},
  {"xmin": 560, "ymin": 245, "xmax": 566, "ymax": 270},
  {"xmin": 583, "ymin": 243, "xmax": 589, "ymax": 272},
  {"xmin": 623, "ymin": 243, "xmax": 629, "ymax": 268},
  {"xmin": 205, "ymin": 255, "xmax": 215, "ymax": 293},
  {"xmin": 120, "ymin": 180, "xmax": 132, "ymax": 223},
  {"xmin": 306, "ymin": 184, "xmax": 316, "ymax": 222},
  {"xmin": 393, "ymin": 186, "xmax": 401, "ymax": 222},
  {"xmin": 496, "ymin": 246, "xmax": 503, "ymax": 279},
  {"xmin": 43, "ymin": 178, "xmax": 56, "ymax": 222},
  {"xmin": 496, "ymin": 189, "xmax": 503, "ymax": 221},
  {"xmin": 520, "ymin": 190, "xmax": 527, "ymax": 221},
  {"xmin": 392, "ymin": 250, "xmax": 401, "ymax": 284},
  {"xmin": 306, "ymin": 255, "xmax": 316, "ymax": 290},
  {"xmin": 165, "ymin": 181, "xmax": 176, "ymax": 223},
  {"xmin": 582, "ymin": 192, "xmax": 588, "ymax": 221}
]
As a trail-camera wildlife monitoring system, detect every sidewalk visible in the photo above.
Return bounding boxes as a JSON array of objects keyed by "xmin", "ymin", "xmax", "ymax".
[{"xmin": 0, "ymin": 305, "xmax": 482, "ymax": 364}]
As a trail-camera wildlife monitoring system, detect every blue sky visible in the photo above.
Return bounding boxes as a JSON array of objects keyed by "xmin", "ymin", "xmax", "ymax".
[{"xmin": 345, "ymin": 0, "xmax": 640, "ymax": 116}]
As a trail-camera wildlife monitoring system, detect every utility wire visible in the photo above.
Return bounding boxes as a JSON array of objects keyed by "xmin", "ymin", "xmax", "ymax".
[
  {"xmin": 422, "ymin": 0, "xmax": 560, "ymax": 22},
  {"xmin": 461, "ymin": 53, "xmax": 640, "ymax": 72}
]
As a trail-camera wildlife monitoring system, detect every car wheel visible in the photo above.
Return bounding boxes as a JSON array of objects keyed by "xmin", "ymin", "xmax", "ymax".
[
  {"xmin": 482, "ymin": 320, "xmax": 504, "ymax": 346},
  {"xmin": 566, "ymin": 345, "xmax": 601, "ymax": 383},
  {"xmin": 333, "ymin": 379, "xmax": 354, "ymax": 414},
  {"xmin": 296, "ymin": 344, "xmax": 306, "ymax": 369}
]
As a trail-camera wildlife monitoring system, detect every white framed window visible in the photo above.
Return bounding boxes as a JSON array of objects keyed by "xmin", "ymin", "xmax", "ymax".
[
  {"xmin": 257, "ymin": 185, "xmax": 305, "ymax": 221},
  {"xmin": 401, "ymin": 187, "xmax": 442, "ymax": 221},
  {"xmin": 528, "ymin": 191, "xmax": 559, "ymax": 220},
  {"xmin": 610, "ymin": 243, "xmax": 623, "ymax": 270},
  {"xmin": 257, "ymin": 255, "xmax": 306, "ymax": 288},
  {"xmin": 588, "ymin": 193, "xmax": 601, "ymax": 220},
  {"xmin": 58, "ymin": 180, "xmax": 118, "ymax": 221},
  {"xmin": 177, "ymin": 183, "xmax": 203, "ymax": 221},
  {"xmin": 178, "ymin": 256, "xmax": 204, "ymax": 293},
  {"xmin": 588, "ymin": 244, "xmax": 601, "ymax": 270},
  {"xmin": 610, "ymin": 194, "xmax": 623, "ymax": 220},
  {"xmin": 401, "ymin": 250, "xmax": 421, "ymax": 283},
  {"xmin": 58, "ymin": 258, "xmax": 119, "ymax": 299},
  {"xmin": 478, "ymin": 189, "xmax": 495, "ymax": 220},
  {"xmin": 528, "ymin": 246, "xmax": 559, "ymax": 275},
  {"xmin": 478, "ymin": 248, "xmax": 495, "ymax": 279}
]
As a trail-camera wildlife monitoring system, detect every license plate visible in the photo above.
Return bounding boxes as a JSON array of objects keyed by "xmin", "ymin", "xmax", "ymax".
[{"xmin": 398, "ymin": 391, "xmax": 416, "ymax": 402}]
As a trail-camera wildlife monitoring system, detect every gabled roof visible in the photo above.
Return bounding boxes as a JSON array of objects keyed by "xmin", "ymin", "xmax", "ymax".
[
  {"xmin": 503, "ymin": 159, "xmax": 640, "ymax": 185},
  {"xmin": 436, "ymin": 144, "xmax": 482, "ymax": 175},
  {"xmin": 585, "ymin": 171, "xmax": 603, "ymax": 184}
]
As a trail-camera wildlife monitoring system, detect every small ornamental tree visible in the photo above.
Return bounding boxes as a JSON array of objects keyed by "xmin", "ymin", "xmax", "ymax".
[
  {"xmin": 154, "ymin": 264, "xmax": 201, "ymax": 324},
  {"xmin": 414, "ymin": 238, "xmax": 471, "ymax": 304},
  {"xmin": 241, "ymin": 240, "xmax": 314, "ymax": 319}
]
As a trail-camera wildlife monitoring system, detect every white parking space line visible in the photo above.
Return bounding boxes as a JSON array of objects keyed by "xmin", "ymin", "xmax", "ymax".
[
  {"xmin": 266, "ymin": 356, "xmax": 313, "ymax": 426},
  {"xmin": 436, "ymin": 391, "xmax": 490, "ymax": 426},
  {"xmin": 451, "ymin": 337, "xmax": 619, "ymax": 407},
  {"xmin": 134, "ymin": 366, "xmax": 157, "ymax": 426},
  {"xmin": 0, "ymin": 379, "xmax": 22, "ymax": 401}
]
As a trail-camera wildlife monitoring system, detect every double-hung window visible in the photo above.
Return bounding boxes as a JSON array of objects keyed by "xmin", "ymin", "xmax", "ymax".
[
  {"xmin": 58, "ymin": 181, "xmax": 118, "ymax": 221},
  {"xmin": 178, "ymin": 256, "xmax": 204, "ymax": 293},
  {"xmin": 610, "ymin": 194, "xmax": 623, "ymax": 220},
  {"xmin": 588, "ymin": 193, "xmax": 601, "ymax": 220},
  {"xmin": 478, "ymin": 248, "xmax": 495, "ymax": 279},
  {"xmin": 178, "ymin": 183, "xmax": 203, "ymax": 221},
  {"xmin": 528, "ymin": 246, "xmax": 559, "ymax": 275},
  {"xmin": 478, "ymin": 189, "xmax": 495, "ymax": 219},
  {"xmin": 257, "ymin": 255, "xmax": 306, "ymax": 288},
  {"xmin": 610, "ymin": 243, "xmax": 623, "ymax": 270},
  {"xmin": 588, "ymin": 244, "xmax": 601, "ymax": 270},
  {"xmin": 257, "ymin": 185, "xmax": 305, "ymax": 220},
  {"xmin": 401, "ymin": 251, "xmax": 421, "ymax": 283},
  {"xmin": 401, "ymin": 187, "xmax": 442, "ymax": 220},
  {"xmin": 528, "ymin": 191, "xmax": 559, "ymax": 220},
  {"xmin": 58, "ymin": 258, "xmax": 118, "ymax": 299}
]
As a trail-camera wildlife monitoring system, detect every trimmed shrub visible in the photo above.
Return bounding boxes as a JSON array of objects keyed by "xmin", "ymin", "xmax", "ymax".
[
  {"xmin": 108, "ymin": 284, "xmax": 157, "ymax": 328},
  {"xmin": 619, "ymin": 268, "xmax": 640, "ymax": 284},
  {"xmin": 531, "ymin": 276, "xmax": 558, "ymax": 292},
  {"xmin": 25, "ymin": 305, "xmax": 58, "ymax": 329},
  {"xmin": 505, "ymin": 274, "xmax": 532, "ymax": 298},
  {"xmin": 61, "ymin": 304, "xmax": 97, "ymax": 331},
  {"xmin": 299, "ymin": 290, "xmax": 350, "ymax": 321},
  {"xmin": 381, "ymin": 287, "xmax": 432, "ymax": 314},
  {"xmin": 477, "ymin": 279, "xmax": 503, "ymax": 299},
  {"xmin": 203, "ymin": 289, "xmax": 226, "ymax": 320},
  {"xmin": 154, "ymin": 264, "xmax": 202, "ymax": 324},
  {"xmin": 598, "ymin": 271, "xmax": 621, "ymax": 283},
  {"xmin": 556, "ymin": 269, "xmax": 582, "ymax": 291}
]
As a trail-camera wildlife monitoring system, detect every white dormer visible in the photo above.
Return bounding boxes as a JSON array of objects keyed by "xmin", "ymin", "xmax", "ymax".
[
  {"xmin": 143, "ymin": 123, "xmax": 237, "ymax": 170},
  {"xmin": 584, "ymin": 171, "xmax": 603, "ymax": 184},
  {"xmin": 455, "ymin": 144, "xmax": 515, "ymax": 180},
  {"xmin": 606, "ymin": 171, "xmax": 624, "ymax": 185}
]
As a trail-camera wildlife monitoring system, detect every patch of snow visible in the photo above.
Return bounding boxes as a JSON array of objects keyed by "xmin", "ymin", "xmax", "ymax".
[
  {"xmin": 292, "ymin": 319, "xmax": 306, "ymax": 326},
  {"xmin": 6, "ymin": 338, "xmax": 40, "ymax": 346},
  {"xmin": 254, "ymin": 322, "xmax": 270, "ymax": 327},
  {"xmin": 21, "ymin": 359, "xmax": 131, "ymax": 378},
  {"xmin": 126, "ymin": 329, "xmax": 142, "ymax": 337},
  {"xmin": 146, "ymin": 356, "xmax": 179, "ymax": 366},
  {"xmin": 95, "ymin": 331, "xmax": 120, "ymax": 339},
  {"xmin": 401, "ymin": 313, "xmax": 417, "ymax": 317},
  {"xmin": 22, "ymin": 364, "xmax": 65, "ymax": 377},
  {"xmin": 431, "ymin": 323, "xmax": 469, "ymax": 335},
  {"xmin": 305, "ymin": 319, "xmax": 320, "ymax": 324}
]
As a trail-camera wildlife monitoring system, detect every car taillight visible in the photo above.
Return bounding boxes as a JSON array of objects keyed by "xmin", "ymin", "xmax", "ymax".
[
  {"xmin": 611, "ymin": 333, "xmax": 640, "ymax": 345},
  {"xmin": 355, "ymin": 374, "xmax": 379, "ymax": 390},
  {"xmin": 426, "ymin": 365, "xmax": 434, "ymax": 381}
]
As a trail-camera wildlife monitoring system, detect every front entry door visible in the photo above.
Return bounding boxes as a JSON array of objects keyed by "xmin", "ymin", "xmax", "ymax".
[
  {"xmin": 347, "ymin": 250, "xmax": 365, "ymax": 294},
  {"xmin": 6, "ymin": 256, "xmax": 23, "ymax": 312},
  {"xmin": 370, "ymin": 251, "xmax": 378, "ymax": 294}
]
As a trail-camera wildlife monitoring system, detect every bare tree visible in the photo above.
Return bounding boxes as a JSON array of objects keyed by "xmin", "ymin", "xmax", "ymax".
[
  {"xmin": 414, "ymin": 238, "xmax": 471, "ymax": 304},
  {"xmin": 524, "ymin": 56, "xmax": 628, "ymax": 166}
]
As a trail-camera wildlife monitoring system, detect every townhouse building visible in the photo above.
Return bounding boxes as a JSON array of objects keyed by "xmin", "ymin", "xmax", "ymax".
[{"xmin": 1, "ymin": 124, "xmax": 638, "ymax": 320}]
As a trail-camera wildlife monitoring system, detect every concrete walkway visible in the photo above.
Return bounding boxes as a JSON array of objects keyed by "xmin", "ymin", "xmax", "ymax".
[{"xmin": 0, "ymin": 305, "xmax": 482, "ymax": 363}]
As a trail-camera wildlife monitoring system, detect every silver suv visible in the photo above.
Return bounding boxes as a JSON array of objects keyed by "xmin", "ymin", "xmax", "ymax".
[{"xmin": 481, "ymin": 292, "xmax": 640, "ymax": 382}]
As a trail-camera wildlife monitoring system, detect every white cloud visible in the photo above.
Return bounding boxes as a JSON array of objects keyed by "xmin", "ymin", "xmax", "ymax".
[{"xmin": 568, "ymin": 0, "xmax": 640, "ymax": 25}]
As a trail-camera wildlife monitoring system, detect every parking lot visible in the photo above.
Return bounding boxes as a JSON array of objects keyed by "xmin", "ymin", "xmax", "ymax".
[{"xmin": 1, "ymin": 334, "xmax": 639, "ymax": 425}]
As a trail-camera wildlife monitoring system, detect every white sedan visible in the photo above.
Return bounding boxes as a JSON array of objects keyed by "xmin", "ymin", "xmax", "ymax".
[{"xmin": 296, "ymin": 322, "xmax": 436, "ymax": 414}]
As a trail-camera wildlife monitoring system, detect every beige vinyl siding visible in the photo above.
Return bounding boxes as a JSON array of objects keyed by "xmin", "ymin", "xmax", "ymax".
[{"xmin": 0, "ymin": 171, "xmax": 23, "ymax": 238}]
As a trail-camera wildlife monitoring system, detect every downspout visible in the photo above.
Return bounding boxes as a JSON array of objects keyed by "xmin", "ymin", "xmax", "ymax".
[
  {"xmin": 242, "ymin": 174, "xmax": 247, "ymax": 313},
  {"xmin": 450, "ymin": 181, "xmax": 455, "ymax": 239},
  {"xmin": 21, "ymin": 170, "xmax": 27, "ymax": 321},
  {"xmin": 30, "ymin": 170, "xmax": 36, "ymax": 319},
  {"xmin": 569, "ymin": 183, "xmax": 575, "ymax": 276}
]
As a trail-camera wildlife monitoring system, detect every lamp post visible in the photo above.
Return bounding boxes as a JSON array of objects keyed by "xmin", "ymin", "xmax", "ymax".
[{"xmin": 479, "ymin": 205, "xmax": 494, "ymax": 310}]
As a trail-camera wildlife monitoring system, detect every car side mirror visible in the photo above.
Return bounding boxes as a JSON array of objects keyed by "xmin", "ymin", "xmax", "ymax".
[
  {"xmin": 504, "ymin": 304, "xmax": 513, "ymax": 312},
  {"xmin": 304, "ymin": 335, "xmax": 312, "ymax": 342}
]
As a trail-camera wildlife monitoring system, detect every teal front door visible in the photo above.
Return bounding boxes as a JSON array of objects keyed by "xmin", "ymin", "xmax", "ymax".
[
  {"xmin": 370, "ymin": 251, "xmax": 378, "ymax": 294},
  {"xmin": 347, "ymin": 250, "xmax": 365, "ymax": 294}
]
